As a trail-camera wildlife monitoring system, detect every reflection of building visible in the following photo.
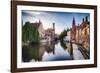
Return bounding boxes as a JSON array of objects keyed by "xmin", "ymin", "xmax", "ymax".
[
  {"xmin": 71, "ymin": 16, "xmax": 90, "ymax": 50},
  {"xmin": 45, "ymin": 42, "xmax": 55, "ymax": 54}
]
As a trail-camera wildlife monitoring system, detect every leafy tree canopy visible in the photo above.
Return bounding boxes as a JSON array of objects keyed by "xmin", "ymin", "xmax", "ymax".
[{"xmin": 22, "ymin": 22, "xmax": 40, "ymax": 44}]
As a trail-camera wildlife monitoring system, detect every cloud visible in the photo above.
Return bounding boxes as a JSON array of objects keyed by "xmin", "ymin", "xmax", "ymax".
[
  {"xmin": 22, "ymin": 11, "xmax": 33, "ymax": 17},
  {"xmin": 22, "ymin": 10, "xmax": 46, "ymax": 17}
]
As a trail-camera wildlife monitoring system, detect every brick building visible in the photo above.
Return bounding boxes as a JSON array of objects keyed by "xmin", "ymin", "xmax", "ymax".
[{"xmin": 71, "ymin": 16, "xmax": 90, "ymax": 50}]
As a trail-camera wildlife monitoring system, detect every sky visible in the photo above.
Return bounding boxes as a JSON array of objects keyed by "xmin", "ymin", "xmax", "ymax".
[{"xmin": 22, "ymin": 10, "xmax": 90, "ymax": 34}]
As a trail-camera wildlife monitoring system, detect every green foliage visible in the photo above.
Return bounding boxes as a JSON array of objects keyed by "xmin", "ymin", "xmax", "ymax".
[
  {"xmin": 22, "ymin": 44, "xmax": 40, "ymax": 62},
  {"xmin": 59, "ymin": 29, "xmax": 68, "ymax": 40},
  {"xmin": 60, "ymin": 40, "xmax": 67, "ymax": 50},
  {"xmin": 22, "ymin": 22, "xmax": 40, "ymax": 43}
]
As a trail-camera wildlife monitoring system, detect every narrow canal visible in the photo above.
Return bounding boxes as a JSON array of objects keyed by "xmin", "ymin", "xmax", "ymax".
[{"xmin": 22, "ymin": 40, "xmax": 84, "ymax": 62}]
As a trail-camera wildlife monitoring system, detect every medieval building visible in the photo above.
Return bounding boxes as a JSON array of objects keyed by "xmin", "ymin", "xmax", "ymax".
[
  {"xmin": 30, "ymin": 20, "xmax": 44, "ymax": 39},
  {"xmin": 71, "ymin": 16, "xmax": 90, "ymax": 50},
  {"xmin": 44, "ymin": 23, "xmax": 55, "ymax": 41},
  {"xmin": 71, "ymin": 17, "xmax": 76, "ymax": 42}
]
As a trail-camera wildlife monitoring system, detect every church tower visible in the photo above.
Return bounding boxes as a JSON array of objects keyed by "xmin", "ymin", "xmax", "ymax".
[
  {"xmin": 53, "ymin": 23, "xmax": 55, "ymax": 32},
  {"xmin": 52, "ymin": 23, "xmax": 55, "ymax": 41},
  {"xmin": 72, "ymin": 17, "xmax": 76, "ymax": 28},
  {"xmin": 72, "ymin": 17, "xmax": 76, "ymax": 42}
]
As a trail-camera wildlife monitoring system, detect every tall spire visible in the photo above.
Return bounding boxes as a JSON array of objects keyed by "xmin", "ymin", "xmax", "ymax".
[
  {"xmin": 72, "ymin": 17, "xmax": 76, "ymax": 42},
  {"xmin": 72, "ymin": 17, "xmax": 76, "ymax": 27}
]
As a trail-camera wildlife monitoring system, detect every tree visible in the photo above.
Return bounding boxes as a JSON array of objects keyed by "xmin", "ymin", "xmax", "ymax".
[
  {"xmin": 59, "ymin": 29, "xmax": 68, "ymax": 40},
  {"xmin": 22, "ymin": 22, "xmax": 40, "ymax": 43}
]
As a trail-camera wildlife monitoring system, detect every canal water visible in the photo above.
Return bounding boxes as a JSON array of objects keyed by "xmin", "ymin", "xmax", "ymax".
[{"xmin": 22, "ymin": 41, "xmax": 84, "ymax": 62}]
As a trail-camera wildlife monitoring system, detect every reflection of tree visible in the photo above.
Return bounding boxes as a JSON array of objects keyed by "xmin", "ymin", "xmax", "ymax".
[
  {"xmin": 22, "ymin": 41, "xmax": 56, "ymax": 62},
  {"xmin": 60, "ymin": 41, "xmax": 73, "ymax": 60},
  {"xmin": 22, "ymin": 43, "xmax": 41, "ymax": 62},
  {"xmin": 60, "ymin": 40, "xmax": 67, "ymax": 50},
  {"xmin": 22, "ymin": 45, "xmax": 31, "ymax": 62},
  {"xmin": 59, "ymin": 29, "xmax": 68, "ymax": 40}
]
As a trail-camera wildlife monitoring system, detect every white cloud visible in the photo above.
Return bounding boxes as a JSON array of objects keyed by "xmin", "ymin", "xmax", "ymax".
[{"xmin": 24, "ymin": 11, "xmax": 45, "ymax": 16}]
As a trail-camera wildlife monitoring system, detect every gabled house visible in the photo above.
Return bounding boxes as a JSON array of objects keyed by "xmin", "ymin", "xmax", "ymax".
[{"xmin": 30, "ymin": 20, "xmax": 44, "ymax": 39}]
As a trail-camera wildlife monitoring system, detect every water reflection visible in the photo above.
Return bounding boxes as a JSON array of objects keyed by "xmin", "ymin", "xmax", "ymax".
[{"xmin": 22, "ymin": 40, "xmax": 83, "ymax": 62}]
